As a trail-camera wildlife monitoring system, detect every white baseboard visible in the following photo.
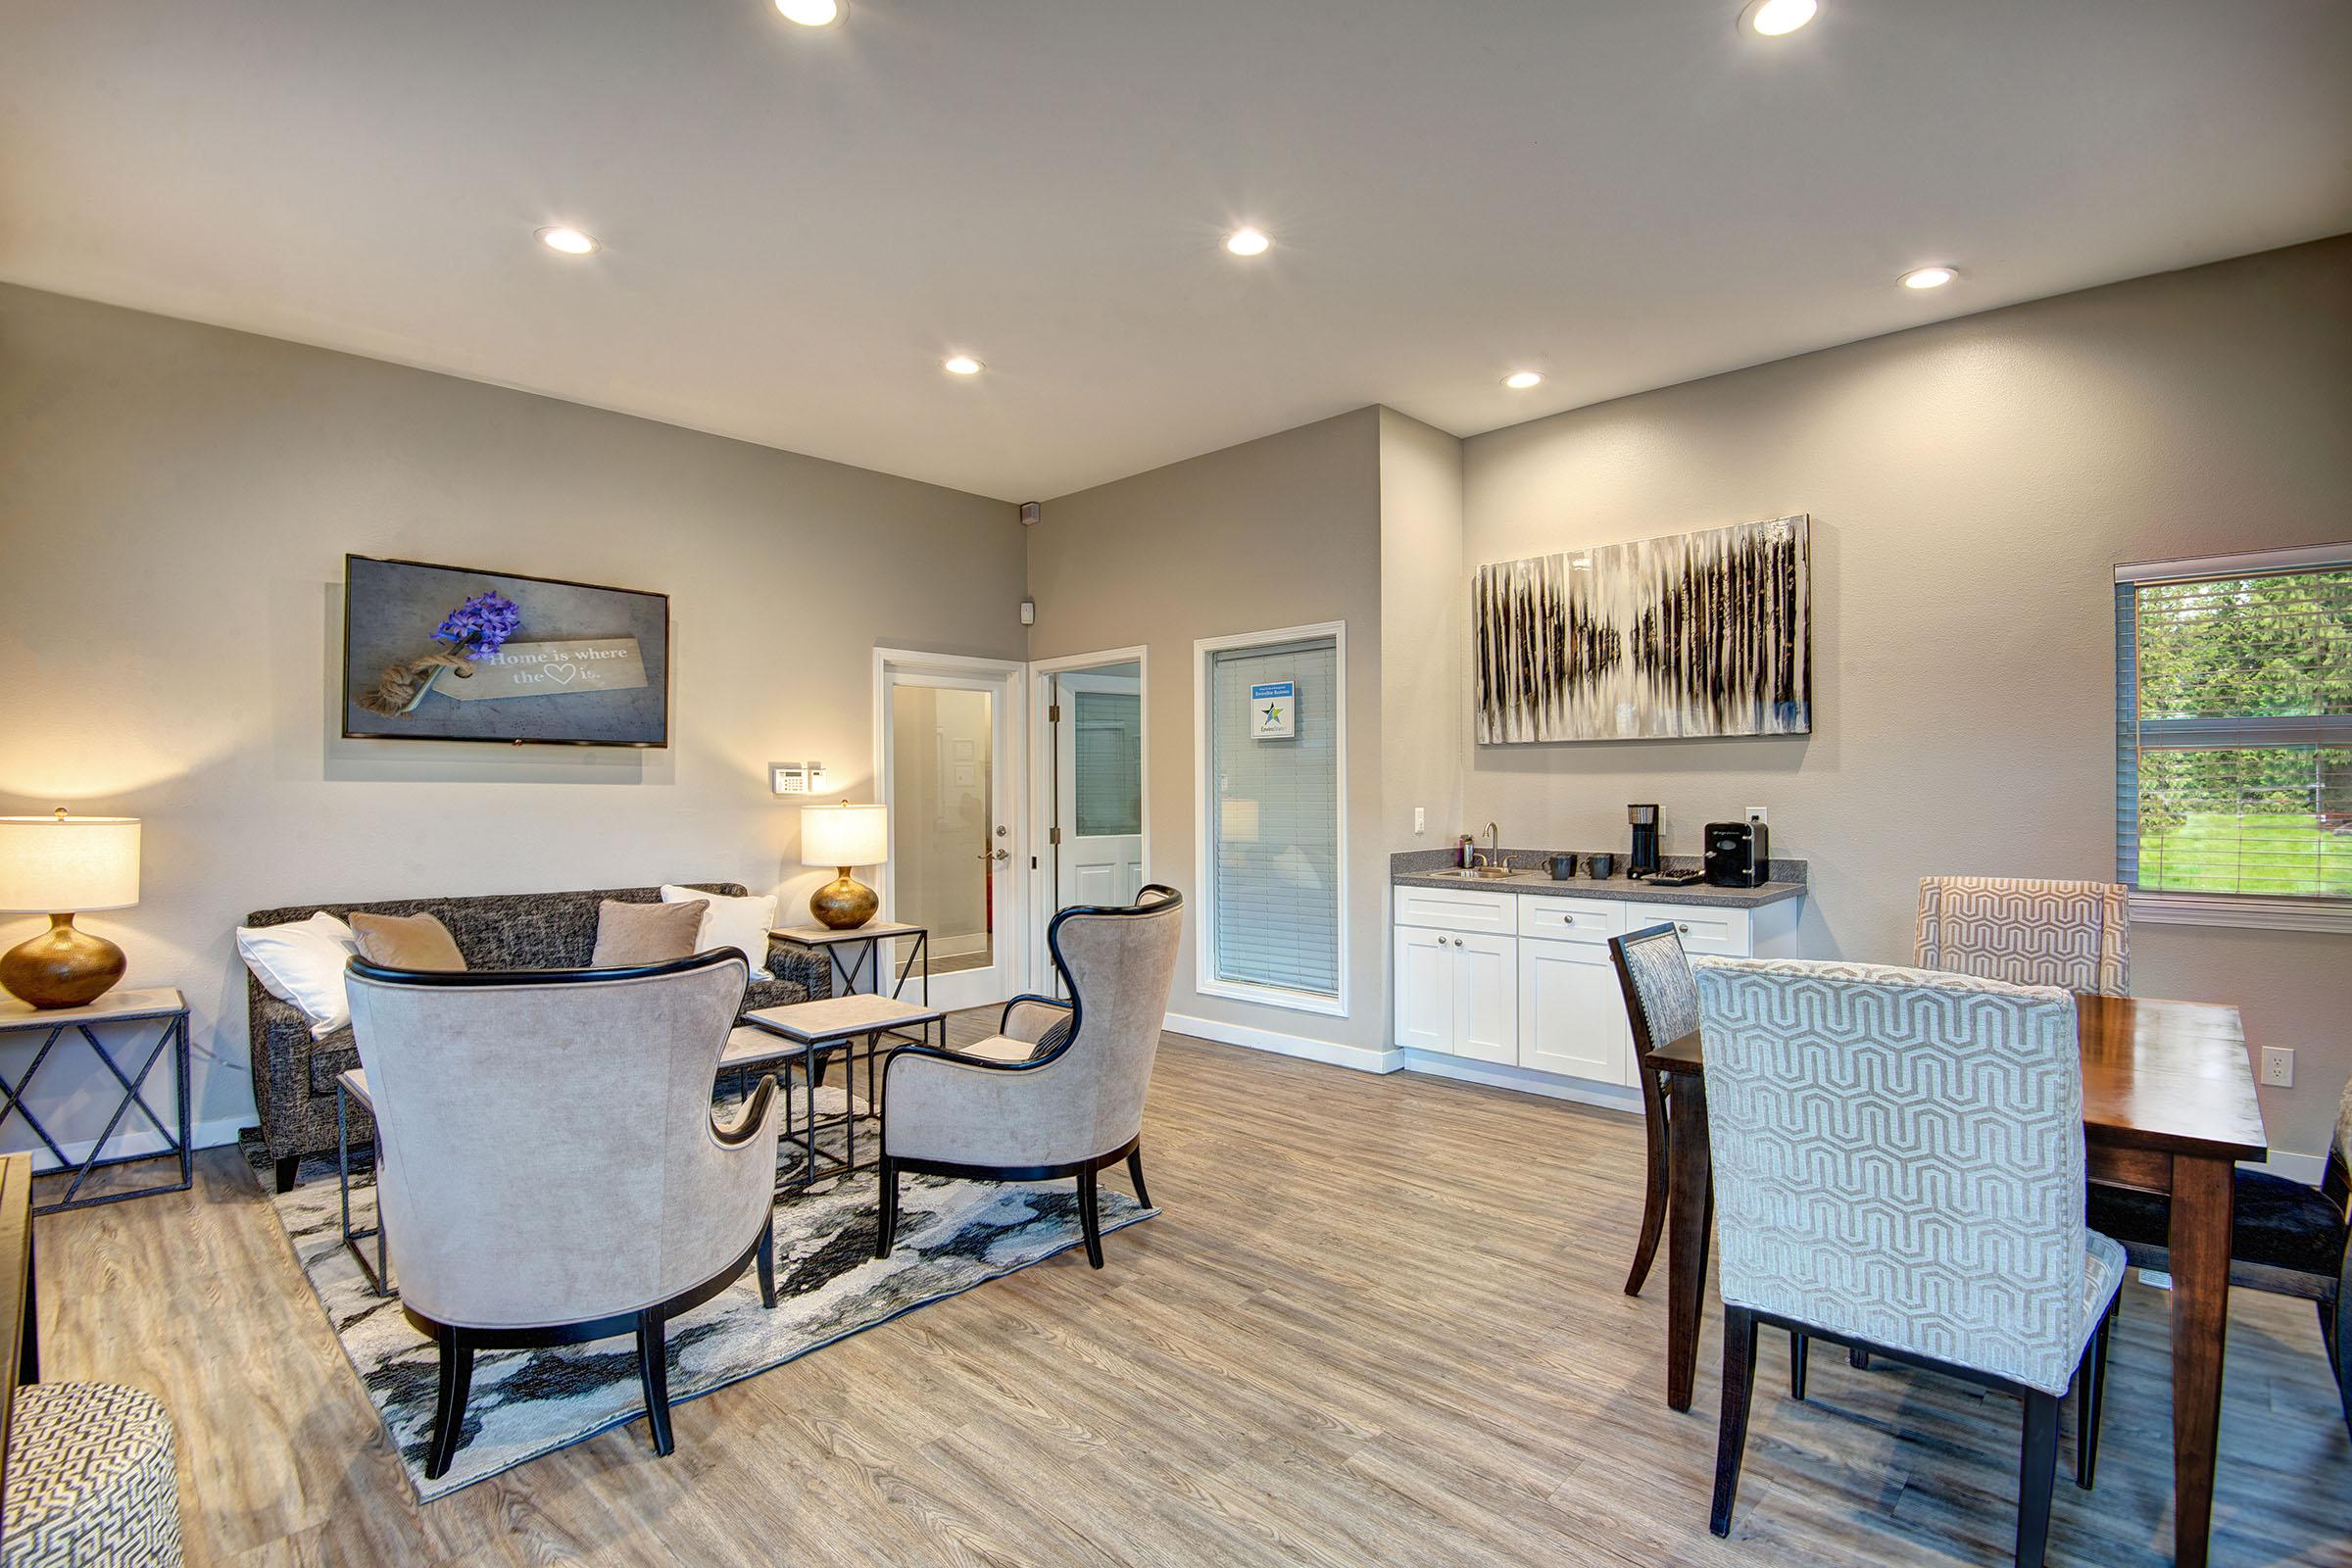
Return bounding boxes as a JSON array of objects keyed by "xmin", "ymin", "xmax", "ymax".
[
  {"xmin": 2249, "ymin": 1149, "xmax": 2328, "ymax": 1186},
  {"xmin": 1162, "ymin": 1011, "xmax": 1402, "ymax": 1074},
  {"xmin": 1399, "ymin": 1052, "xmax": 1644, "ymax": 1114},
  {"xmin": 2, "ymin": 1114, "xmax": 247, "ymax": 1176}
]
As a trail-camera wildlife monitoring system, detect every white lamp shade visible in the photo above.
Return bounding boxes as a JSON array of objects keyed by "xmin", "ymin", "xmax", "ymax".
[
  {"xmin": 801, "ymin": 803, "xmax": 888, "ymax": 868},
  {"xmin": 0, "ymin": 815, "xmax": 141, "ymax": 912}
]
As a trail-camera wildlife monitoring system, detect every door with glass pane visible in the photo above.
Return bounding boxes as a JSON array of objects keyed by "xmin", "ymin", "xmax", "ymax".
[
  {"xmin": 880, "ymin": 660, "xmax": 1020, "ymax": 1010},
  {"xmin": 1052, "ymin": 665, "xmax": 1145, "ymax": 908}
]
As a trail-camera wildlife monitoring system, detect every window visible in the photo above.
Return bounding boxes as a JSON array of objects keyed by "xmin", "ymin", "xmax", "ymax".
[
  {"xmin": 2115, "ymin": 544, "xmax": 2351, "ymax": 928},
  {"xmin": 1071, "ymin": 689, "xmax": 1142, "ymax": 838},
  {"xmin": 1197, "ymin": 624, "xmax": 1347, "ymax": 1014}
]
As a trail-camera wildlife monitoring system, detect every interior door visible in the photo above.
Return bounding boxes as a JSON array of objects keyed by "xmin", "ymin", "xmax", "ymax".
[
  {"xmin": 881, "ymin": 663, "xmax": 1019, "ymax": 1010},
  {"xmin": 1051, "ymin": 668, "xmax": 1144, "ymax": 909}
]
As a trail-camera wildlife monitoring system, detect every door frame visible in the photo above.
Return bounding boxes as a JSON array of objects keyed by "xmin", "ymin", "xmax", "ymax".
[
  {"xmin": 1026, "ymin": 645, "xmax": 1151, "ymax": 996},
  {"xmin": 871, "ymin": 647, "xmax": 1030, "ymax": 1006}
]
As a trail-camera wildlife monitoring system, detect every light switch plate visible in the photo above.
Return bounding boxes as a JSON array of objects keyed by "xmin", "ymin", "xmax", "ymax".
[
  {"xmin": 2260, "ymin": 1046, "xmax": 2294, "ymax": 1087},
  {"xmin": 1414, "ymin": 807, "xmax": 1426, "ymax": 835}
]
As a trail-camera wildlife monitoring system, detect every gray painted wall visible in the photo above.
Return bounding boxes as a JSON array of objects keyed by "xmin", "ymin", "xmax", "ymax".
[
  {"xmin": 1453, "ymin": 236, "xmax": 2352, "ymax": 1159},
  {"xmin": 0, "ymin": 284, "xmax": 1024, "ymax": 1152},
  {"xmin": 1028, "ymin": 410, "xmax": 1390, "ymax": 1055}
]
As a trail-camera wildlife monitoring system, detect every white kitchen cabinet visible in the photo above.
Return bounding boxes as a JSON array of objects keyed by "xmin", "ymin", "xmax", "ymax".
[
  {"xmin": 1517, "ymin": 937, "xmax": 1634, "ymax": 1083},
  {"xmin": 1391, "ymin": 923, "xmax": 1518, "ymax": 1063}
]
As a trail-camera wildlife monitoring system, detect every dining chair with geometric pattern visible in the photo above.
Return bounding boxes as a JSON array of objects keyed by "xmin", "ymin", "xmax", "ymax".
[
  {"xmin": 1915, "ymin": 875, "xmax": 2131, "ymax": 996},
  {"xmin": 1694, "ymin": 957, "xmax": 2125, "ymax": 1567}
]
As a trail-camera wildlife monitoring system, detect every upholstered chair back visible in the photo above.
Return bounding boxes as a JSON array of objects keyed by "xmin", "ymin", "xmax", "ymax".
[
  {"xmin": 1612, "ymin": 923, "xmax": 1699, "ymax": 1053},
  {"xmin": 1042, "ymin": 887, "xmax": 1184, "ymax": 1156},
  {"xmin": 1694, "ymin": 957, "xmax": 2093, "ymax": 1395},
  {"xmin": 346, "ymin": 952, "xmax": 766, "ymax": 1331},
  {"xmin": 1914, "ymin": 875, "xmax": 2130, "ymax": 996}
]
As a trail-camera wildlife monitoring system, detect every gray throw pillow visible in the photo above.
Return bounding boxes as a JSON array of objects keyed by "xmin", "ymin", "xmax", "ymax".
[
  {"xmin": 349, "ymin": 910, "xmax": 467, "ymax": 971},
  {"xmin": 592, "ymin": 898, "xmax": 707, "ymax": 966}
]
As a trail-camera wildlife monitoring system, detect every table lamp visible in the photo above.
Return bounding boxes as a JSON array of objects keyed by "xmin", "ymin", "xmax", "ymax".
[
  {"xmin": 801, "ymin": 801, "xmax": 889, "ymax": 931},
  {"xmin": 0, "ymin": 809, "xmax": 142, "ymax": 1009}
]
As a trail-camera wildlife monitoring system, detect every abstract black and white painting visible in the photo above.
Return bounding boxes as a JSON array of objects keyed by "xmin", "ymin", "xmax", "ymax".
[{"xmin": 1473, "ymin": 514, "xmax": 1810, "ymax": 743}]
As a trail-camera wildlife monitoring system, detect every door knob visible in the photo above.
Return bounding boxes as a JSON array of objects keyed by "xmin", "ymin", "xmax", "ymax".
[{"xmin": 978, "ymin": 849, "xmax": 1010, "ymax": 861}]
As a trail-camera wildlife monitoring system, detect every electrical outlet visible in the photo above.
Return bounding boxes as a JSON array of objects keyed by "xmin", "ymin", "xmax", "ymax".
[
  {"xmin": 2260, "ymin": 1046, "xmax": 2294, "ymax": 1088},
  {"xmin": 1745, "ymin": 806, "xmax": 1767, "ymax": 825},
  {"xmin": 1414, "ymin": 806, "xmax": 1426, "ymax": 835}
]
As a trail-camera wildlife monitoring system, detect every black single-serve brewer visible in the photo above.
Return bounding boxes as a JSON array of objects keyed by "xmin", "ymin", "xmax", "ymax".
[{"xmin": 1628, "ymin": 804, "xmax": 1661, "ymax": 879}]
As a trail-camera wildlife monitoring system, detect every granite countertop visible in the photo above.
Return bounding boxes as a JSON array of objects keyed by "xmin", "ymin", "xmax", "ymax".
[{"xmin": 1391, "ymin": 848, "xmax": 1808, "ymax": 909}]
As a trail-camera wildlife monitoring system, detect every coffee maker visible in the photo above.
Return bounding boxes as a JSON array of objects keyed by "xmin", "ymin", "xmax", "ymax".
[{"xmin": 1627, "ymin": 804, "xmax": 1661, "ymax": 880}]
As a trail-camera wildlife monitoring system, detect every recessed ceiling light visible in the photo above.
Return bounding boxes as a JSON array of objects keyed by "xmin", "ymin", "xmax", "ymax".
[
  {"xmin": 775, "ymin": 0, "xmax": 842, "ymax": 24},
  {"xmin": 1224, "ymin": 227, "xmax": 1272, "ymax": 258},
  {"xmin": 943, "ymin": 355, "xmax": 984, "ymax": 376},
  {"xmin": 1503, "ymin": 370, "xmax": 1544, "ymax": 390},
  {"xmin": 536, "ymin": 226, "xmax": 598, "ymax": 256},
  {"xmin": 1740, "ymin": 0, "xmax": 1819, "ymax": 37},
  {"xmin": 1900, "ymin": 265, "xmax": 1959, "ymax": 290}
]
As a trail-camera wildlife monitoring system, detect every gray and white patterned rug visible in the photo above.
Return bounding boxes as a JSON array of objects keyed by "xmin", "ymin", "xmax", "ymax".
[{"xmin": 266, "ymin": 1126, "xmax": 1153, "ymax": 1500}]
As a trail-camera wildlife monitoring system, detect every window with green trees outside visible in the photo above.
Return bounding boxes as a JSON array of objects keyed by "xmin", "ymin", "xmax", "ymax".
[{"xmin": 2116, "ymin": 547, "xmax": 2351, "ymax": 906}]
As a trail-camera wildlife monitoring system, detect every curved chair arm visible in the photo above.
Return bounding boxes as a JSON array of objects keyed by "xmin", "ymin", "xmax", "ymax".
[
  {"xmin": 1000, "ymin": 995, "xmax": 1073, "ymax": 1045},
  {"xmin": 712, "ymin": 1074, "xmax": 780, "ymax": 1148}
]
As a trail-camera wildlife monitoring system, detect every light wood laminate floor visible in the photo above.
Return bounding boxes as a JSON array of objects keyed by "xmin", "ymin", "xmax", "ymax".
[{"xmin": 32, "ymin": 1016, "xmax": 2352, "ymax": 1566}]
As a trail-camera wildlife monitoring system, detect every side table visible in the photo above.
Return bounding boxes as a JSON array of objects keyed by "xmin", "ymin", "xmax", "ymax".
[
  {"xmin": 733, "ymin": 995, "xmax": 946, "ymax": 1187},
  {"xmin": 0, "ymin": 989, "xmax": 192, "ymax": 1215},
  {"xmin": 768, "ymin": 921, "xmax": 930, "ymax": 1004}
]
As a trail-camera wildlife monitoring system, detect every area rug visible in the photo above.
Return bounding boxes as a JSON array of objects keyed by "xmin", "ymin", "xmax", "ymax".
[{"xmin": 265, "ymin": 1124, "xmax": 1153, "ymax": 1500}]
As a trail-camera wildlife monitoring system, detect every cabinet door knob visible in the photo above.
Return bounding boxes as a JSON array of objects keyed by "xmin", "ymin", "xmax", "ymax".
[{"xmin": 1677, "ymin": 923, "xmax": 1690, "ymax": 934}]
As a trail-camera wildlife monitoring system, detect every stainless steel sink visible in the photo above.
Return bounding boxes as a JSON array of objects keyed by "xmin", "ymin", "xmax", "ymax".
[{"xmin": 1424, "ymin": 866, "xmax": 1520, "ymax": 881}]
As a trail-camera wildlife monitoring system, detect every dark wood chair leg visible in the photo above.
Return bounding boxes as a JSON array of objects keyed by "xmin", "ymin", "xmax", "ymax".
[
  {"xmin": 1710, "ymin": 1304, "xmax": 1758, "ymax": 1537},
  {"xmin": 423, "ymin": 1327, "xmax": 476, "ymax": 1481},
  {"xmin": 1624, "ymin": 1069, "xmax": 1670, "ymax": 1297},
  {"xmin": 2078, "ymin": 1298, "xmax": 2114, "ymax": 1490},
  {"xmin": 1126, "ymin": 1145, "xmax": 1152, "ymax": 1209},
  {"xmin": 274, "ymin": 1155, "xmax": 300, "ymax": 1195},
  {"xmin": 1788, "ymin": 1330, "xmax": 1808, "ymax": 1401},
  {"xmin": 2016, "ymin": 1389, "xmax": 2062, "ymax": 1568},
  {"xmin": 757, "ymin": 1214, "xmax": 778, "ymax": 1309},
  {"xmin": 873, "ymin": 1156, "xmax": 899, "ymax": 1259},
  {"xmin": 636, "ymin": 1311, "xmax": 674, "ymax": 1457},
  {"xmin": 1077, "ymin": 1164, "xmax": 1105, "ymax": 1269}
]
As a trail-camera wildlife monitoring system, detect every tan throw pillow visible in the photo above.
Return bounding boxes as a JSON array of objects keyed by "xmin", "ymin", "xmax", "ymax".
[
  {"xmin": 349, "ymin": 911, "xmax": 467, "ymax": 971},
  {"xmin": 592, "ymin": 898, "xmax": 706, "ymax": 966}
]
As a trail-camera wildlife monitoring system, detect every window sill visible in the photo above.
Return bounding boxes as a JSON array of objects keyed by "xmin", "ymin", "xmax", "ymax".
[
  {"xmin": 2129, "ymin": 891, "xmax": 2352, "ymax": 934},
  {"xmin": 1196, "ymin": 976, "xmax": 1348, "ymax": 1018}
]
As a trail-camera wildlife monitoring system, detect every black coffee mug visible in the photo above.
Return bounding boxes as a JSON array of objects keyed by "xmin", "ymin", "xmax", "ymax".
[
  {"xmin": 1547, "ymin": 854, "xmax": 1577, "ymax": 880},
  {"xmin": 1587, "ymin": 853, "xmax": 1615, "ymax": 880}
]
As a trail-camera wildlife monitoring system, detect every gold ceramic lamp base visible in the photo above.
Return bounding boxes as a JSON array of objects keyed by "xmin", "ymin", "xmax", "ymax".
[
  {"xmin": 1, "ymin": 913, "xmax": 127, "ymax": 1010},
  {"xmin": 809, "ymin": 868, "xmax": 878, "ymax": 931}
]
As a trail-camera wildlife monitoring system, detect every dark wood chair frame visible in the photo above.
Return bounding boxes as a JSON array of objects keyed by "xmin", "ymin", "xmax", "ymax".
[
  {"xmin": 1714, "ymin": 1300, "xmax": 2116, "ymax": 1566},
  {"xmin": 346, "ymin": 951, "xmax": 783, "ymax": 1481},
  {"xmin": 1606, "ymin": 923, "xmax": 1685, "ymax": 1298},
  {"xmin": 873, "ymin": 887, "xmax": 1181, "ymax": 1271}
]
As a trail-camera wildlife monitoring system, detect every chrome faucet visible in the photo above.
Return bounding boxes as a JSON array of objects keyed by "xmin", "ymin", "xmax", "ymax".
[{"xmin": 1471, "ymin": 821, "xmax": 1502, "ymax": 870}]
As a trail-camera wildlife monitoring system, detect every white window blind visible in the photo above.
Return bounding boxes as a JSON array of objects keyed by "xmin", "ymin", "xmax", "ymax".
[
  {"xmin": 1206, "ymin": 636, "xmax": 1341, "ymax": 1001},
  {"xmin": 1071, "ymin": 690, "xmax": 1142, "ymax": 838},
  {"xmin": 2115, "ymin": 547, "xmax": 2351, "ymax": 911}
]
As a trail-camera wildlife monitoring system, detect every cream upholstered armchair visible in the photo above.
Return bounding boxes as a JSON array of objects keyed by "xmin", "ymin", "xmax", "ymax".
[
  {"xmin": 876, "ymin": 886, "xmax": 1182, "ymax": 1269},
  {"xmin": 1915, "ymin": 875, "xmax": 2130, "ymax": 995},
  {"xmin": 1694, "ymin": 957, "xmax": 2124, "ymax": 1568},
  {"xmin": 345, "ymin": 950, "xmax": 783, "ymax": 1481}
]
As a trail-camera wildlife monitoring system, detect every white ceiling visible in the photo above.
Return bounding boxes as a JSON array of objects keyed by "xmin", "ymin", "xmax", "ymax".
[{"xmin": 5, "ymin": 1, "xmax": 2349, "ymax": 502}]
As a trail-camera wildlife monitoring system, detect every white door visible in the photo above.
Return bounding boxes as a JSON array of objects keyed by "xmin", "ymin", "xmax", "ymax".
[
  {"xmin": 1517, "ymin": 938, "xmax": 1634, "ymax": 1083},
  {"xmin": 1052, "ymin": 668, "xmax": 1144, "ymax": 908},
  {"xmin": 1394, "ymin": 926, "xmax": 1454, "ymax": 1053},
  {"xmin": 1452, "ymin": 933, "xmax": 1519, "ymax": 1064},
  {"xmin": 877, "ymin": 653, "xmax": 1024, "ymax": 1011}
]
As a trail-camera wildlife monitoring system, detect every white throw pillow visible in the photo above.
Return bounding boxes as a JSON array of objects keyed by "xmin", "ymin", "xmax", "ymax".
[
  {"xmin": 235, "ymin": 912, "xmax": 361, "ymax": 1040},
  {"xmin": 661, "ymin": 886, "xmax": 775, "ymax": 979}
]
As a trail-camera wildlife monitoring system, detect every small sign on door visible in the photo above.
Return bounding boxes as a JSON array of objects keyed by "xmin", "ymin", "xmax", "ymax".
[{"xmin": 1250, "ymin": 680, "xmax": 1297, "ymax": 740}]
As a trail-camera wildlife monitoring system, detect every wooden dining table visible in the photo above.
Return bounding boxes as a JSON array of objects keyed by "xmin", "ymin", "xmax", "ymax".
[{"xmin": 1645, "ymin": 994, "xmax": 2268, "ymax": 1568}]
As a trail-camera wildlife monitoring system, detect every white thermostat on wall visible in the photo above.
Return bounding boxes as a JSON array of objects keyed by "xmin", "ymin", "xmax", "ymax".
[{"xmin": 1250, "ymin": 680, "xmax": 1297, "ymax": 740}]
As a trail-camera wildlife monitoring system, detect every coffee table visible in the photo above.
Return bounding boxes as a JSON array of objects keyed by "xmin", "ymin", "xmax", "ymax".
[{"xmin": 733, "ymin": 995, "xmax": 946, "ymax": 1188}]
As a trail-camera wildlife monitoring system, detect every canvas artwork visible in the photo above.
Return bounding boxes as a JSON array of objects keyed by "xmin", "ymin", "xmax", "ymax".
[
  {"xmin": 343, "ymin": 556, "xmax": 670, "ymax": 746},
  {"xmin": 1473, "ymin": 514, "xmax": 1810, "ymax": 743}
]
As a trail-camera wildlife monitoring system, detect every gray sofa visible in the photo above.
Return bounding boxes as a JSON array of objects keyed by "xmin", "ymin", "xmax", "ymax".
[{"xmin": 243, "ymin": 883, "xmax": 826, "ymax": 1191}]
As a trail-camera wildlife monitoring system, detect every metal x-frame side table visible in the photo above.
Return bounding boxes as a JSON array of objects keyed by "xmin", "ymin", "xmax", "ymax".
[
  {"xmin": 731, "ymin": 995, "xmax": 946, "ymax": 1189},
  {"xmin": 0, "ymin": 989, "xmax": 192, "ymax": 1215},
  {"xmin": 768, "ymin": 921, "xmax": 930, "ymax": 1004}
]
